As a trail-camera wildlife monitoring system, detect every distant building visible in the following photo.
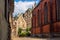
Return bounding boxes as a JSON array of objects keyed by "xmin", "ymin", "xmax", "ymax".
[
  {"xmin": 23, "ymin": 8, "xmax": 33, "ymax": 28},
  {"xmin": 13, "ymin": 14, "xmax": 27, "ymax": 36},
  {"xmin": 17, "ymin": 14, "xmax": 27, "ymax": 29},
  {"xmin": 11, "ymin": 0, "xmax": 36, "ymax": 37}
]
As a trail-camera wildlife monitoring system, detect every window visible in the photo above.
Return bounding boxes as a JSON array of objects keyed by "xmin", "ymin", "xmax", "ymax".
[
  {"xmin": 44, "ymin": 3, "xmax": 48, "ymax": 24},
  {"xmin": 56, "ymin": 0, "xmax": 60, "ymax": 21},
  {"xmin": 32, "ymin": 12, "xmax": 36, "ymax": 28},
  {"xmin": 38, "ymin": 10, "xmax": 41, "ymax": 26}
]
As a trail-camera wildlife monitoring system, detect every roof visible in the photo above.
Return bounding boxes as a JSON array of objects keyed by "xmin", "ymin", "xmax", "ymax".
[{"xmin": 33, "ymin": 0, "xmax": 42, "ymax": 10}]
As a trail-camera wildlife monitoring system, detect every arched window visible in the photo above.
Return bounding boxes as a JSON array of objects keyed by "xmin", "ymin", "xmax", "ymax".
[
  {"xmin": 56, "ymin": 0, "xmax": 60, "ymax": 21},
  {"xmin": 32, "ymin": 12, "xmax": 36, "ymax": 28},
  {"xmin": 44, "ymin": 2, "xmax": 48, "ymax": 24},
  {"xmin": 38, "ymin": 9, "xmax": 41, "ymax": 26}
]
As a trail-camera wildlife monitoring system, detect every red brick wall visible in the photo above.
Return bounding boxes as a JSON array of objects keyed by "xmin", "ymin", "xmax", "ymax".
[{"xmin": 31, "ymin": 0, "xmax": 60, "ymax": 35}]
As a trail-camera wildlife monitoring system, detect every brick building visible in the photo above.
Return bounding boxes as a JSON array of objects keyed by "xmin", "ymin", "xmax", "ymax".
[{"xmin": 31, "ymin": 0, "xmax": 60, "ymax": 37}]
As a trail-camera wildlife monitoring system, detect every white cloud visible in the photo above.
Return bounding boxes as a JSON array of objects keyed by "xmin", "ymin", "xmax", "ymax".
[{"xmin": 13, "ymin": 1, "xmax": 35, "ymax": 17}]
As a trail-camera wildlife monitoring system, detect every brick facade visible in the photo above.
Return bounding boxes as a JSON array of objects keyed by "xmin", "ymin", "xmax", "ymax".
[{"xmin": 31, "ymin": 0, "xmax": 60, "ymax": 37}]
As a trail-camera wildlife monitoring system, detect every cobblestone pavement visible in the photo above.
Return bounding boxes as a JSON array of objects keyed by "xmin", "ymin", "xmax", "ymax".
[{"xmin": 12, "ymin": 37, "xmax": 60, "ymax": 40}]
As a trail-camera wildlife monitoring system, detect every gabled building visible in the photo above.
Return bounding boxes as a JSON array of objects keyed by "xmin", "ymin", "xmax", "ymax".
[
  {"xmin": 17, "ymin": 14, "xmax": 27, "ymax": 29},
  {"xmin": 23, "ymin": 8, "xmax": 33, "ymax": 28},
  {"xmin": 13, "ymin": 14, "xmax": 27, "ymax": 36}
]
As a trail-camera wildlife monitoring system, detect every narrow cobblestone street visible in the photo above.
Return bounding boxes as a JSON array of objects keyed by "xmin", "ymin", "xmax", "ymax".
[{"xmin": 12, "ymin": 37, "xmax": 60, "ymax": 40}]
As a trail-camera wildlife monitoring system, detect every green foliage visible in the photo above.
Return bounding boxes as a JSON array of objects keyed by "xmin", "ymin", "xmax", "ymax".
[
  {"xmin": 20, "ymin": 32, "xmax": 27, "ymax": 36},
  {"xmin": 18, "ymin": 27, "xmax": 31, "ymax": 37},
  {"xmin": 26, "ymin": 27, "xmax": 31, "ymax": 32},
  {"xmin": 26, "ymin": 27, "xmax": 31, "ymax": 36},
  {"xmin": 26, "ymin": 31, "xmax": 30, "ymax": 36},
  {"xmin": 18, "ymin": 28, "xmax": 22, "ymax": 36}
]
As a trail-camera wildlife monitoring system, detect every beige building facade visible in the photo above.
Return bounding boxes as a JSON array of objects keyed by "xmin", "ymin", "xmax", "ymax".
[
  {"xmin": 13, "ymin": 14, "xmax": 27, "ymax": 36},
  {"xmin": 17, "ymin": 14, "xmax": 27, "ymax": 29},
  {"xmin": 23, "ymin": 8, "xmax": 33, "ymax": 28}
]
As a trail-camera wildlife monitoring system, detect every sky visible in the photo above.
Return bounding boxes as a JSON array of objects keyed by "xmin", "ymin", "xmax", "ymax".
[{"xmin": 13, "ymin": 0, "xmax": 40, "ymax": 17}]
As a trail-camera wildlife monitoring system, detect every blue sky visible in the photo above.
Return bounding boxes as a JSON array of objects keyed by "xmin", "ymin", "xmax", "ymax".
[{"xmin": 13, "ymin": 0, "xmax": 40, "ymax": 17}]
